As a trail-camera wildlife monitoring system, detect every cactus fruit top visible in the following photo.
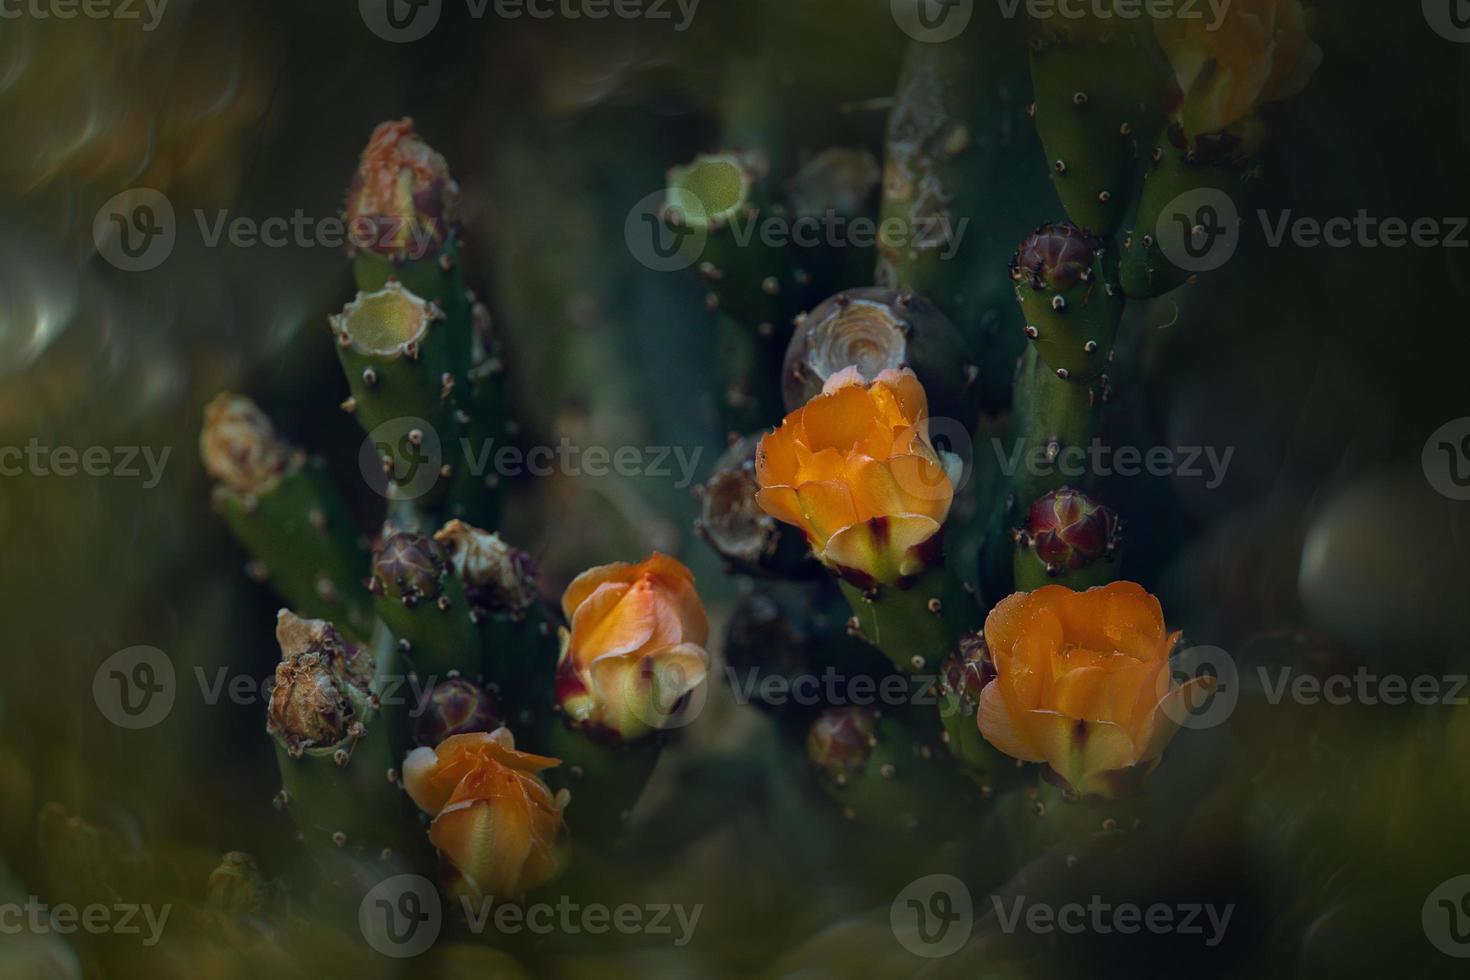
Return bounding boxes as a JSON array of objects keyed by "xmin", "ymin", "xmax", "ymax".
[
  {"xmin": 806, "ymin": 707, "xmax": 878, "ymax": 785},
  {"xmin": 1010, "ymin": 223, "xmax": 1122, "ymax": 382},
  {"xmin": 782, "ymin": 288, "xmax": 977, "ymax": 424},
  {"xmin": 1016, "ymin": 488, "xmax": 1120, "ymax": 574},
  {"xmin": 333, "ymin": 281, "xmax": 443, "ymax": 361},
  {"xmin": 200, "ymin": 394, "xmax": 289, "ymax": 495},
  {"xmin": 344, "ymin": 118, "xmax": 460, "ymax": 262},
  {"xmin": 267, "ymin": 611, "xmax": 374, "ymax": 756},
  {"xmin": 555, "ymin": 554, "xmax": 711, "ymax": 742},
  {"xmin": 370, "ymin": 531, "xmax": 448, "ymax": 602},
  {"xmin": 412, "ymin": 678, "xmax": 502, "ymax": 747},
  {"xmin": 402, "ymin": 728, "xmax": 566, "ymax": 901},
  {"xmin": 665, "ymin": 151, "xmax": 757, "ymax": 231},
  {"xmin": 433, "ymin": 520, "xmax": 539, "ymax": 616}
]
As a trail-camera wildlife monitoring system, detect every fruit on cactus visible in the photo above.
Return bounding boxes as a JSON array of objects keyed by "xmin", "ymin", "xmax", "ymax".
[
  {"xmin": 1028, "ymin": 18, "xmax": 1165, "ymax": 234},
  {"xmin": 268, "ymin": 612, "xmax": 375, "ymax": 756},
  {"xmin": 806, "ymin": 707, "xmax": 954, "ymax": 833},
  {"xmin": 1012, "ymin": 487, "xmax": 1122, "ymax": 592},
  {"xmin": 201, "ymin": 394, "xmax": 374, "ymax": 638},
  {"xmin": 554, "ymin": 554, "xmax": 710, "ymax": 742},
  {"xmin": 694, "ymin": 435, "xmax": 819, "ymax": 578},
  {"xmin": 1154, "ymin": 0, "xmax": 1322, "ymax": 144},
  {"xmin": 344, "ymin": 117, "xmax": 459, "ymax": 264},
  {"xmin": 755, "ymin": 367, "xmax": 953, "ymax": 589},
  {"xmin": 666, "ymin": 149, "xmax": 800, "ymax": 433},
  {"xmin": 403, "ymin": 728, "xmax": 567, "ymax": 902},
  {"xmin": 1010, "ymin": 223, "xmax": 1123, "ymax": 382},
  {"xmin": 434, "ymin": 519, "xmax": 558, "ymax": 719},
  {"xmin": 977, "ymin": 582, "xmax": 1215, "ymax": 798},
  {"xmin": 330, "ymin": 282, "xmax": 456, "ymax": 496},
  {"xmin": 412, "ymin": 678, "xmax": 502, "ymax": 747},
  {"xmin": 369, "ymin": 531, "xmax": 479, "ymax": 681},
  {"xmin": 781, "ymin": 288, "xmax": 979, "ymax": 425},
  {"xmin": 268, "ymin": 612, "xmax": 419, "ymax": 865}
]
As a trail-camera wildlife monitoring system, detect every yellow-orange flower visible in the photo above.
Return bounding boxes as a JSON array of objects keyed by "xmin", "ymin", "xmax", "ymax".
[
  {"xmin": 1156, "ymin": 0, "xmax": 1322, "ymax": 140},
  {"xmin": 755, "ymin": 367, "xmax": 953, "ymax": 587},
  {"xmin": 556, "ymin": 554, "xmax": 710, "ymax": 742},
  {"xmin": 976, "ymin": 582, "xmax": 1214, "ymax": 797},
  {"xmin": 403, "ymin": 731, "xmax": 564, "ymax": 900}
]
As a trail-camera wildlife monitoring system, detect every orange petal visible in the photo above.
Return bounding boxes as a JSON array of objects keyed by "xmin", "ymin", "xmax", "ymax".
[
  {"xmin": 756, "ymin": 485, "xmax": 811, "ymax": 534},
  {"xmin": 568, "ymin": 581, "xmax": 652, "ymax": 664},
  {"xmin": 886, "ymin": 451, "xmax": 954, "ymax": 518},
  {"xmin": 798, "ymin": 384, "xmax": 883, "ymax": 454},
  {"xmin": 977, "ymin": 681, "xmax": 1045, "ymax": 763},
  {"xmin": 755, "ymin": 424, "xmax": 800, "ymax": 487},
  {"xmin": 561, "ymin": 561, "xmax": 636, "ymax": 621},
  {"xmin": 794, "ymin": 481, "xmax": 859, "ymax": 543}
]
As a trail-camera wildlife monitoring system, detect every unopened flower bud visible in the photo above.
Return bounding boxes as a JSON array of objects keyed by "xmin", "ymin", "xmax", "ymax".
[
  {"xmin": 371, "ymin": 532, "xmax": 448, "ymax": 602},
  {"xmin": 200, "ymin": 393, "xmax": 289, "ymax": 495},
  {"xmin": 1013, "ymin": 487, "xmax": 1121, "ymax": 591},
  {"xmin": 413, "ymin": 678, "xmax": 502, "ymax": 747}
]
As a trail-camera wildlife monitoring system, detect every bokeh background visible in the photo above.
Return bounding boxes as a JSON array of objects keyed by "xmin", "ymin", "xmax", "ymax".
[{"xmin": 2, "ymin": 0, "xmax": 1470, "ymax": 976}]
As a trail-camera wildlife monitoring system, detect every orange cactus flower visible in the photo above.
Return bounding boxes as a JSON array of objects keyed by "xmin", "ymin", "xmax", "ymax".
[
  {"xmin": 754, "ymin": 367, "xmax": 953, "ymax": 588},
  {"xmin": 977, "ymin": 582, "xmax": 1214, "ymax": 798},
  {"xmin": 1156, "ymin": 0, "xmax": 1322, "ymax": 140},
  {"xmin": 555, "ymin": 554, "xmax": 710, "ymax": 742},
  {"xmin": 403, "ymin": 730, "xmax": 565, "ymax": 901}
]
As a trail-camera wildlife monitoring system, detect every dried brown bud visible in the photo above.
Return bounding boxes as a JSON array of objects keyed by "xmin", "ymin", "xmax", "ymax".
[
  {"xmin": 433, "ymin": 520, "xmax": 539, "ymax": 615},
  {"xmin": 200, "ymin": 394, "xmax": 289, "ymax": 495}
]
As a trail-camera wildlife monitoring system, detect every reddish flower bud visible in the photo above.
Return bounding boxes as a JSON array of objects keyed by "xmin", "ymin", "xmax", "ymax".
[{"xmin": 1010, "ymin": 223, "xmax": 1101, "ymax": 293}]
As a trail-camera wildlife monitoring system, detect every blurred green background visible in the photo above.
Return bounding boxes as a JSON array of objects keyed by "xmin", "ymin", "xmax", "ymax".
[{"xmin": 2, "ymin": 1, "xmax": 1470, "ymax": 976}]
